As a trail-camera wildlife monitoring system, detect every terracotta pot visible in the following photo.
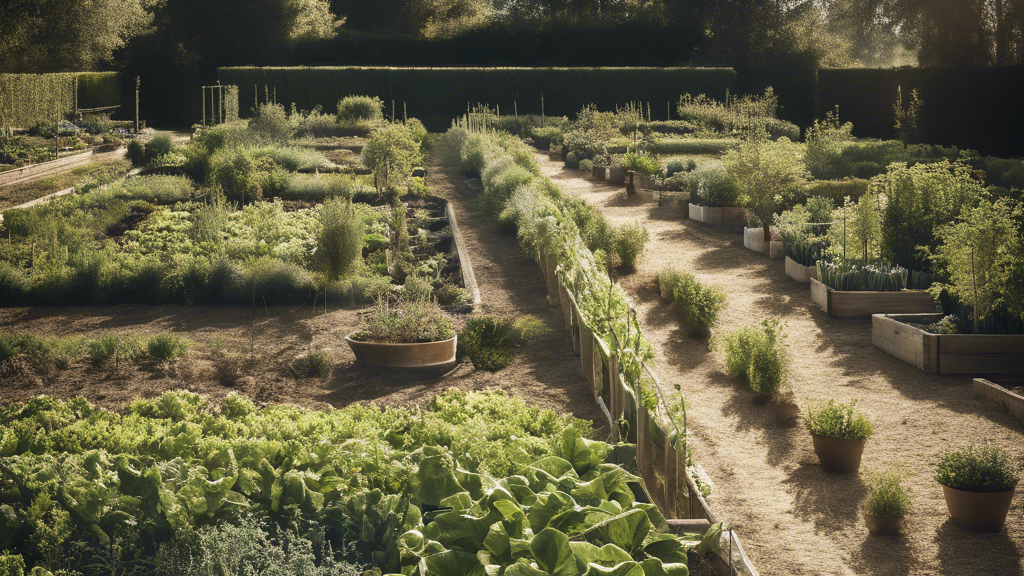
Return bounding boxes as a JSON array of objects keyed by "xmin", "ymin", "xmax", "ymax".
[
  {"xmin": 344, "ymin": 333, "xmax": 457, "ymax": 368},
  {"xmin": 863, "ymin": 512, "xmax": 904, "ymax": 536},
  {"xmin": 810, "ymin": 434, "xmax": 866, "ymax": 474},
  {"xmin": 593, "ymin": 166, "xmax": 607, "ymax": 179},
  {"xmin": 774, "ymin": 399, "xmax": 800, "ymax": 426},
  {"xmin": 941, "ymin": 484, "xmax": 1016, "ymax": 533}
]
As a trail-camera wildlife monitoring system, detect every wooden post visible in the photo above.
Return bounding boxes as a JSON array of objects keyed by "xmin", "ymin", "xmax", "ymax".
[
  {"xmin": 54, "ymin": 112, "xmax": 59, "ymax": 160},
  {"xmin": 541, "ymin": 92, "xmax": 545, "ymax": 126},
  {"xmin": 202, "ymin": 87, "xmax": 206, "ymax": 126},
  {"xmin": 667, "ymin": 100, "xmax": 670, "ymax": 120},
  {"xmin": 403, "ymin": 102, "xmax": 407, "ymax": 123},
  {"xmin": 220, "ymin": 83, "xmax": 225, "ymax": 124},
  {"xmin": 514, "ymin": 100, "xmax": 518, "ymax": 118},
  {"xmin": 134, "ymin": 76, "xmax": 140, "ymax": 134},
  {"xmin": 391, "ymin": 100, "xmax": 395, "ymax": 123}
]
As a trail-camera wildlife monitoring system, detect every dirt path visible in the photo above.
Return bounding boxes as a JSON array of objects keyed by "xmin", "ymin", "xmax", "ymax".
[
  {"xmin": 0, "ymin": 151, "xmax": 605, "ymax": 433},
  {"xmin": 537, "ymin": 154, "xmax": 1024, "ymax": 576}
]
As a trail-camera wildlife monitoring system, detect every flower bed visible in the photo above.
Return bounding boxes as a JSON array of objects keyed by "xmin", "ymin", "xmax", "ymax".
[{"xmin": 872, "ymin": 313, "xmax": 1024, "ymax": 374}]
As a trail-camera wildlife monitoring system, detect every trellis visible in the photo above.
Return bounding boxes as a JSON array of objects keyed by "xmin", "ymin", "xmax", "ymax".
[{"xmin": 201, "ymin": 84, "xmax": 239, "ymax": 126}]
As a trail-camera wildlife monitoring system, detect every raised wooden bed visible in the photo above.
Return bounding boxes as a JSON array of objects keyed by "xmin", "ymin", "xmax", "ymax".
[
  {"xmin": 810, "ymin": 278, "xmax": 936, "ymax": 317},
  {"xmin": 743, "ymin": 227, "xmax": 784, "ymax": 259},
  {"xmin": 345, "ymin": 334, "xmax": 457, "ymax": 367},
  {"xmin": 785, "ymin": 256, "xmax": 817, "ymax": 284},
  {"xmin": 872, "ymin": 314, "xmax": 1024, "ymax": 374},
  {"xmin": 592, "ymin": 166, "xmax": 607, "ymax": 179},
  {"xmin": 687, "ymin": 204, "xmax": 747, "ymax": 226},
  {"xmin": 608, "ymin": 166, "xmax": 626, "ymax": 184},
  {"xmin": 0, "ymin": 150, "xmax": 93, "ymax": 187},
  {"xmin": 974, "ymin": 378, "xmax": 1024, "ymax": 424}
]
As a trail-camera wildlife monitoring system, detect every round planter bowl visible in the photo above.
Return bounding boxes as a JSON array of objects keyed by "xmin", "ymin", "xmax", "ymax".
[
  {"xmin": 344, "ymin": 333, "xmax": 457, "ymax": 368},
  {"xmin": 941, "ymin": 484, "xmax": 1016, "ymax": 533},
  {"xmin": 863, "ymin": 512, "xmax": 904, "ymax": 536},
  {"xmin": 810, "ymin": 434, "xmax": 866, "ymax": 474},
  {"xmin": 774, "ymin": 399, "xmax": 800, "ymax": 427}
]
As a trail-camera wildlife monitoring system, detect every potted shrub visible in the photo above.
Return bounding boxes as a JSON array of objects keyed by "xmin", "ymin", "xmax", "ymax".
[
  {"xmin": 935, "ymin": 444, "xmax": 1019, "ymax": 533},
  {"xmin": 863, "ymin": 468, "xmax": 911, "ymax": 535},
  {"xmin": 804, "ymin": 399, "xmax": 873, "ymax": 474},
  {"xmin": 345, "ymin": 297, "xmax": 457, "ymax": 367}
]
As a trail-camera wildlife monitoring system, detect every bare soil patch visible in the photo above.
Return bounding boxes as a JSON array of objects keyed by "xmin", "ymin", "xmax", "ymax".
[{"xmin": 537, "ymin": 153, "xmax": 1024, "ymax": 576}]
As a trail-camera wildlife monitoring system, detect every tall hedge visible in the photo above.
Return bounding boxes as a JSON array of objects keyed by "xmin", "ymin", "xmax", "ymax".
[
  {"xmin": 219, "ymin": 67, "xmax": 736, "ymax": 131},
  {"xmin": 0, "ymin": 72, "xmax": 120, "ymax": 129},
  {"xmin": 816, "ymin": 67, "xmax": 1024, "ymax": 157}
]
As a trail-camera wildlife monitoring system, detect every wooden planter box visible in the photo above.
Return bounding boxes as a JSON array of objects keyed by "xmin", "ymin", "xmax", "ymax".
[
  {"xmin": 608, "ymin": 166, "xmax": 627, "ymax": 184},
  {"xmin": 785, "ymin": 256, "xmax": 817, "ymax": 284},
  {"xmin": 743, "ymin": 227, "xmax": 784, "ymax": 259},
  {"xmin": 810, "ymin": 278, "xmax": 936, "ymax": 317},
  {"xmin": 345, "ymin": 334, "xmax": 457, "ymax": 367},
  {"xmin": 0, "ymin": 150, "xmax": 93, "ymax": 187},
  {"xmin": 687, "ymin": 204, "xmax": 746, "ymax": 225},
  {"xmin": 592, "ymin": 166, "xmax": 607, "ymax": 179},
  {"xmin": 872, "ymin": 314, "xmax": 1024, "ymax": 374},
  {"xmin": 974, "ymin": 378, "xmax": 1024, "ymax": 423}
]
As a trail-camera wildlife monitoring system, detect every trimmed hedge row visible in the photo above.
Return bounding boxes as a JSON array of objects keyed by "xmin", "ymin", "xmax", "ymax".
[{"xmin": 219, "ymin": 66, "xmax": 737, "ymax": 132}]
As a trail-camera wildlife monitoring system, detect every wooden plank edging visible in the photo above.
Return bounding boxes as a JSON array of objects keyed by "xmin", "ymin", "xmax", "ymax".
[{"xmin": 443, "ymin": 200, "xmax": 482, "ymax": 308}]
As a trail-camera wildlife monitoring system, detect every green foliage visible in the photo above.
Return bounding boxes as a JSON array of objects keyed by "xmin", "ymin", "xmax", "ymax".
[
  {"xmin": 86, "ymin": 334, "xmax": 143, "ymax": 365},
  {"xmin": 146, "ymin": 333, "xmax": 191, "ymax": 361},
  {"xmin": 649, "ymin": 138, "xmax": 739, "ymax": 156},
  {"xmin": 684, "ymin": 164, "xmax": 739, "ymax": 207},
  {"xmin": 362, "ymin": 124, "xmax": 422, "ymax": 195},
  {"xmin": 718, "ymin": 319, "xmax": 788, "ymax": 397},
  {"xmin": 894, "ymin": 87, "xmax": 923, "ymax": 145},
  {"xmin": 459, "ymin": 314, "xmax": 544, "ymax": 371},
  {"xmin": 805, "ymin": 399, "xmax": 873, "ymax": 441},
  {"xmin": 125, "ymin": 139, "xmax": 146, "ymax": 167},
  {"xmin": 658, "ymin": 269, "xmax": 682, "ymax": 298},
  {"xmin": 724, "ymin": 136, "xmax": 809, "ymax": 234},
  {"xmin": 248, "ymin": 102, "xmax": 291, "ymax": 143},
  {"xmin": 315, "ymin": 197, "xmax": 365, "ymax": 280},
  {"xmin": 864, "ymin": 469, "xmax": 911, "ymax": 517},
  {"xmin": 934, "ymin": 198, "xmax": 1023, "ymax": 333},
  {"xmin": 804, "ymin": 109, "xmax": 855, "ymax": 180},
  {"xmin": 354, "ymin": 297, "xmax": 455, "ymax": 344},
  {"xmin": 613, "ymin": 223, "xmax": 649, "ymax": 270},
  {"xmin": 935, "ymin": 444, "xmax": 1019, "ymax": 493},
  {"xmin": 816, "ymin": 261, "xmax": 909, "ymax": 292},
  {"xmin": 672, "ymin": 273, "xmax": 726, "ymax": 337},
  {"xmin": 337, "ymin": 95, "xmax": 384, "ymax": 122},
  {"xmin": 805, "ymin": 179, "xmax": 869, "ymax": 205},
  {"xmin": 0, "ymin": 73, "xmax": 118, "ymax": 132},
  {"xmin": 824, "ymin": 194, "xmax": 883, "ymax": 264},
  {"xmin": 579, "ymin": 159, "xmax": 594, "ymax": 173},
  {"xmin": 877, "ymin": 161, "xmax": 985, "ymax": 272},
  {"xmin": 621, "ymin": 153, "xmax": 659, "ymax": 176}
]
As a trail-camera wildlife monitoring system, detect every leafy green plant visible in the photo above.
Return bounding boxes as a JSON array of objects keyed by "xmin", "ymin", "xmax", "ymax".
[
  {"xmin": 805, "ymin": 399, "xmax": 873, "ymax": 440},
  {"xmin": 685, "ymin": 164, "xmax": 739, "ymax": 207},
  {"xmin": 86, "ymin": 334, "xmax": 143, "ymax": 366},
  {"xmin": 459, "ymin": 314, "xmax": 544, "ymax": 371},
  {"xmin": 579, "ymin": 158, "xmax": 593, "ymax": 173},
  {"xmin": 621, "ymin": 152, "xmax": 660, "ymax": 175},
  {"xmin": 315, "ymin": 197, "xmax": 365, "ymax": 281},
  {"xmin": 146, "ymin": 333, "xmax": 191, "ymax": 361},
  {"xmin": 672, "ymin": 273, "xmax": 726, "ymax": 337},
  {"xmin": 804, "ymin": 109, "xmax": 855, "ymax": 180},
  {"xmin": 724, "ymin": 134, "xmax": 809, "ymax": 243},
  {"xmin": 247, "ymin": 102, "xmax": 291, "ymax": 143},
  {"xmin": 864, "ymin": 468, "xmax": 911, "ymax": 517},
  {"xmin": 658, "ymin": 269, "xmax": 682, "ymax": 298},
  {"xmin": 613, "ymin": 222, "xmax": 649, "ymax": 270},
  {"xmin": 362, "ymin": 124, "xmax": 422, "ymax": 196},
  {"xmin": 718, "ymin": 319, "xmax": 788, "ymax": 396},
  {"xmin": 935, "ymin": 444, "xmax": 1019, "ymax": 493},
  {"xmin": 353, "ymin": 296, "xmax": 455, "ymax": 344}
]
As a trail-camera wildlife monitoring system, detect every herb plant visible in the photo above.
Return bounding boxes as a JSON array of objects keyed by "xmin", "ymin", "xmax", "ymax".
[
  {"xmin": 805, "ymin": 399, "xmax": 874, "ymax": 441},
  {"xmin": 864, "ymin": 468, "xmax": 911, "ymax": 517},
  {"xmin": 935, "ymin": 444, "xmax": 1019, "ymax": 493}
]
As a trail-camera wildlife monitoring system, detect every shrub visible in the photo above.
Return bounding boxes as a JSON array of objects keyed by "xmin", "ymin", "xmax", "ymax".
[
  {"xmin": 935, "ymin": 444, "xmax": 1019, "ymax": 493},
  {"xmin": 337, "ymin": 95, "xmax": 384, "ymax": 122},
  {"xmin": 621, "ymin": 152, "xmax": 659, "ymax": 175},
  {"xmin": 121, "ymin": 176, "xmax": 195, "ymax": 204},
  {"xmin": 877, "ymin": 160, "xmax": 985, "ymax": 272},
  {"xmin": 804, "ymin": 399, "xmax": 873, "ymax": 440},
  {"xmin": 238, "ymin": 258, "xmax": 315, "ymax": 306},
  {"xmin": 87, "ymin": 334, "xmax": 143, "ymax": 366},
  {"xmin": 362, "ymin": 124, "xmax": 422, "ymax": 195},
  {"xmin": 672, "ymin": 272, "xmax": 726, "ymax": 337},
  {"xmin": 579, "ymin": 159, "xmax": 594, "ymax": 173},
  {"xmin": 685, "ymin": 164, "xmax": 740, "ymax": 207},
  {"xmin": 253, "ymin": 146, "xmax": 327, "ymax": 172},
  {"xmin": 482, "ymin": 160, "xmax": 535, "ymax": 215},
  {"xmin": 315, "ymin": 197, "xmax": 365, "ymax": 280},
  {"xmin": 146, "ymin": 333, "xmax": 191, "ymax": 360},
  {"xmin": 804, "ymin": 110, "xmax": 855, "ymax": 180},
  {"xmin": 865, "ymin": 469, "xmax": 911, "ymax": 517},
  {"xmin": 405, "ymin": 118, "xmax": 428, "ymax": 147},
  {"xmin": 459, "ymin": 314, "xmax": 543, "ymax": 371},
  {"xmin": 353, "ymin": 297, "xmax": 455, "ymax": 344},
  {"xmin": 144, "ymin": 134, "xmax": 174, "ymax": 162},
  {"xmin": 248, "ymin": 102, "xmax": 291, "ymax": 143},
  {"xmin": 125, "ymin": 139, "xmax": 146, "ymax": 166},
  {"xmin": 719, "ymin": 319, "xmax": 788, "ymax": 396},
  {"xmin": 658, "ymin": 269, "xmax": 682, "ymax": 298},
  {"xmin": 293, "ymin": 106, "xmax": 340, "ymax": 137},
  {"xmin": 613, "ymin": 222, "xmax": 649, "ymax": 270},
  {"xmin": 650, "ymin": 138, "xmax": 739, "ymax": 156},
  {"xmin": 806, "ymin": 179, "xmax": 869, "ymax": 205},
  {"xmin": 435, "ymin": 283, "xmax": 471, "ymax": 307},
  {"xmin": 724, "ymin": 136, "xmax": 809, "ymax": 242},
  {"xmin": 302, "ymin": 349, "xmax": 332, "ymax": 377}
]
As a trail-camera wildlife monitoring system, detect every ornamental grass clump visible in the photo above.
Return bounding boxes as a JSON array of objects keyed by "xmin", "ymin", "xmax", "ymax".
[
  {"xmin": 146, "ymin": 333, "xmax": 191, "ymax": 361},
  {"xmin": 865, "ymin": 468, "xmax": 911, "ymax": 517},
  {"xmin": 459, "ymin": 314, "xmax": 545, "ymax": 371},
  {"xmin": 805, "ymin": 399, "xmax": 874, "ymax": 440},
  {"xmin": 935, "ymin": 444, "xmax": 1019, "ymax": 493},
  {"xmin": 613, "ymin": 222, "xmax": 649, "ymax": 270},
  {"xmin": 354, "ymin": 297, "xmax": 455, "ymax": 344}
]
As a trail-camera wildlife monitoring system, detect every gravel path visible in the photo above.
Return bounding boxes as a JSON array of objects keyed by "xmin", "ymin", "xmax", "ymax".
[{"xmin": 537, "ymin": 153, "xmax": 1024, "ymax": 576}]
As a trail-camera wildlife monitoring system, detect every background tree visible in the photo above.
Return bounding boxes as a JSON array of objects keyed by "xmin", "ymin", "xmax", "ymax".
[{"xmin": 723, "ymin": 134, "xmax": 809, "ymax": 242}]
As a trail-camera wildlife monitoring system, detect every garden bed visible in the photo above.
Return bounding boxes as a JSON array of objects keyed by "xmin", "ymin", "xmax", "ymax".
[
  {"xmin": 784, "ymin": 256, "xmax": 817, "ymax": 283},
  {"xmin": 810, "ymin": 278, "xmax": 936, "ymax": 317},
  {"xmin": 974, "ymin": 378, "xmax": 1024, "ymax": 424},
  {"xmin": 688, "ymin": 203, "xmax": 746, "ymax": 226},
  {"xmin": 0, "ymin": 149, "xmax": 94, "ymax": 187},
  {"xmin": 743, "ymin": 227, "xmax": 784, "ymax": 259},
  {"xmin": 872, "ymin": 313, "xmax": 1024, "ymax": 374}
]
